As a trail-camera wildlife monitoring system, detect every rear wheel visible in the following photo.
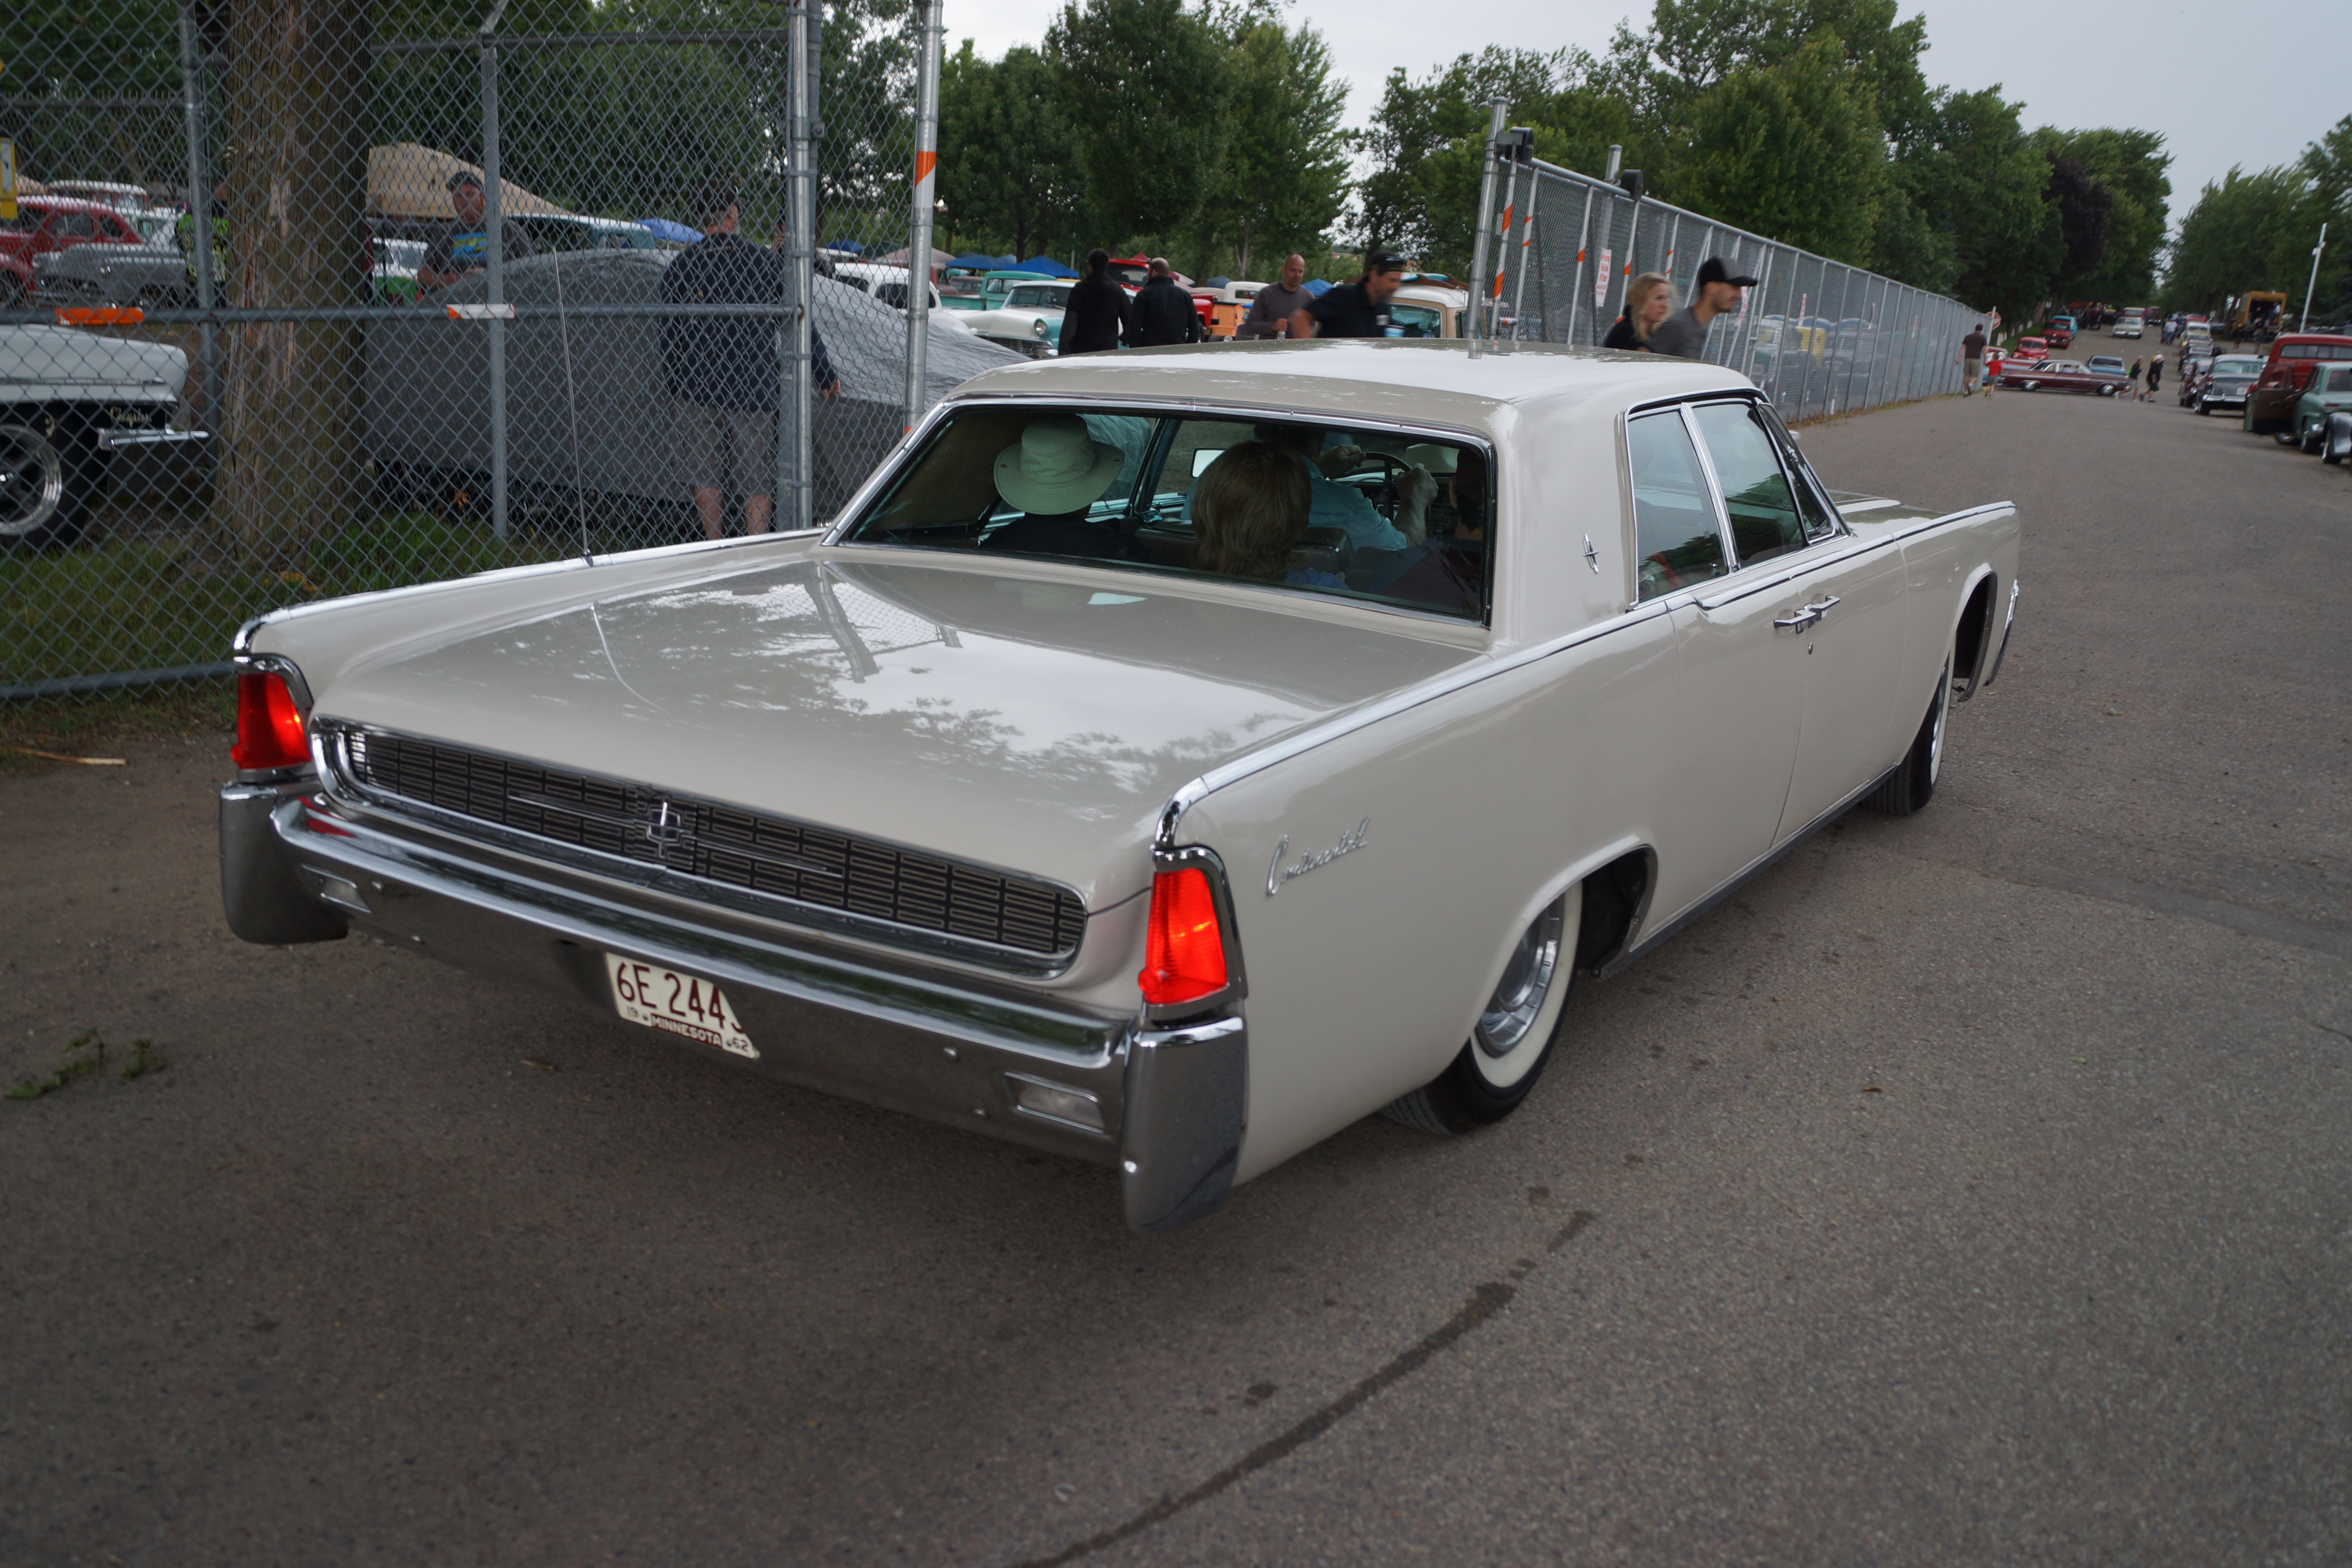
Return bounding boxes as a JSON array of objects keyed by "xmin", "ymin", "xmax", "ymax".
[
  {"xmin": 1864, "ymin": 655, "xmax": 1951, "ymax": 817},
  {"xmin": 1382, "ymin": 885, "xmax": 1582, "ymax": 1135}
]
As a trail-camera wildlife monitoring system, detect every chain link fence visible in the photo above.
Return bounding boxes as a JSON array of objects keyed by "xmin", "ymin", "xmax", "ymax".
[
  {"xmin": 1478, "ymin": 147, "xmax": 1980, "ymax": 419},
  {"xmin": 3, "ymin": 0, "xmax": 988, "ymax": 702}
]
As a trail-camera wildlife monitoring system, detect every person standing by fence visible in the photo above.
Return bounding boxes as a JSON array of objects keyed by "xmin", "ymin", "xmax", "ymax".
[
  {"xmin": 1646, "ymin": 257, "xmax": 1754, "ymax": 359},
  {"xmin": 660, "ymin": 179, "xmax": 837, "ymax": 540},
  {"xmin": 418, "ymin": 171, "xmax": 534, "ymax": 290},
  {"xmin": 1604, "ymin": 274, "xmax": 1673, "ymax": 351},
  {"xmin": 1958, "ymin": 322, "xmax": 1988, "ymax": 396},
  {"xmin": 1290, "ymin": 250, "xmax": 1408, "ymax": 339}
]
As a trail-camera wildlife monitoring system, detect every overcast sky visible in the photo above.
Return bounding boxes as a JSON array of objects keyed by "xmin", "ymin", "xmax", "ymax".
[{"xmin": 939, "ymin": 0, "xmax": 2350, "ymax": 238}]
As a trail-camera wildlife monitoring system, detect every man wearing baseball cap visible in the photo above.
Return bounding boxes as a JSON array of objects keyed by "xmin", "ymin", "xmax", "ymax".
[
  {"xmin": 417, "ymin": 169, "xmax": 534, "ymax": 290},
  {"xmin": 1646, "ymin": 256, "xmax": 1755, "ymax": 360},
  {"xmin": 1290, "ymin": 250, "xmax": 1410, "ymax": 339}
]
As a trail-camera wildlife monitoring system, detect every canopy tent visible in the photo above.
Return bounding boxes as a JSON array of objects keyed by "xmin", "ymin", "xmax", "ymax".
[
  {"xmin": 877, "ymin": 245, "xmax": 954, "ymax": 269},
  {"xmin": 946, "ymin": 252, "xmax": 1003, "ymax": 272},
  {"xmin": 363, "ymin": 249, "xmax": 1023, "ymax": 521},
  {"xmin": 1014, "ymin": 255, "xmax": 1079, "ymax": 279},
  {"xmin": 368, "ymin": 143, "xmax": 576, "ymax": 220},
  {"xmin": 637, "ymin": 217, "xmax": 702, "ymax": 245},
  {"xmin": 823, "ymin": 239, "xmax": 865, "ymax": 254}
]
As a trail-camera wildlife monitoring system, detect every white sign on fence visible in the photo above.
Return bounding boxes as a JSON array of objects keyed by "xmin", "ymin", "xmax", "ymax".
[{"xmin": 1593, "ymin": 250, "xmax": 1612, "ymax": 309}]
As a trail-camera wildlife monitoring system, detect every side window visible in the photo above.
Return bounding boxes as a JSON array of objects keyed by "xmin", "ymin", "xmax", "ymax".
[
  {"xmin": 1690, "ymin": 402, "xmax": 1808, "ymax": 567},
  {"xmin": 1757, "ymin": 405, "xmax": 1842, "ymax": 542},
  {"xmin": 1627, "ymin": 411, "xmax": 1726, "ymax": 602}
]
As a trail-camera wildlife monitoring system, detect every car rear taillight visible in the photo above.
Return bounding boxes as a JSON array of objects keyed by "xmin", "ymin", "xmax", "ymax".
[
  {"xmin": 1138, "ymin": 867, "xmax": 1229, "ymax": 1008},
  {"xmin": 231, "ymin": 670, "xmax": 309, "ymax": 770}
]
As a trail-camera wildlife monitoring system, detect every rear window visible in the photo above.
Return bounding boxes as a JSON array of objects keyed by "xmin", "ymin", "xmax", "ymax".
[{"xmin": 837, "ymin": 406, "xmax": 1494, "ymax": 622}]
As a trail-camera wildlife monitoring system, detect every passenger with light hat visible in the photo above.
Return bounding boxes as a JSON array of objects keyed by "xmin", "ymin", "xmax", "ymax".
[{"xmin": 984, "ymin": 415, "xmax": 1145, "ymax": 562}]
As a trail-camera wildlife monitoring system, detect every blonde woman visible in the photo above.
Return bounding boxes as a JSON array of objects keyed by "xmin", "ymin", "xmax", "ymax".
[
  {"xmin": 1603, "ymin": 272, "xmax": 1673, "ymax": 351},
  {"xmin": 1191, "ymin": 442, "xmax": 1337, "ymax": 586}
]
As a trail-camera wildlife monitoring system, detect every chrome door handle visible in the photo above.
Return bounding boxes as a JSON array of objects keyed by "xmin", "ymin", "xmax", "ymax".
[
  {"xmin": 1773, "ymin": 606, "xmax": 1821, "ymax": 631},
  {"xmin": 1804, "ymin": 594, "xmax": 1841, "ymax": 617}
]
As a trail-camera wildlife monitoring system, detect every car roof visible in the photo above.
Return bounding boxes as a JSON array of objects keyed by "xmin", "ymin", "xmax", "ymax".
[
  {"xmin": 20, "ymin": 197, "xmax": 122, "ymax": 216},
  {"xmin": 948, "ymin": 338, "xmax": 1752, "ymax": 433}
]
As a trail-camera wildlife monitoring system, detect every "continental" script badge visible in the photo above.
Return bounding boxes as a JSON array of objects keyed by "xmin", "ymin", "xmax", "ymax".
[{"xmin": 1267, "ymin": 817, "xmax": 1371, "ymax": 897}]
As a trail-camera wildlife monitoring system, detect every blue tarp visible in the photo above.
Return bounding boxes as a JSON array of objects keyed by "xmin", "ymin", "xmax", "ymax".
[
  {"xmin": 948, "ymin": 252, "xmax": 1009, "ymax": 270},
  {"xmin": 824, "ymin": 239, "xmax": 866, "ymax": 254},
  {"xmin": 636, "ymin": 217, "xmax": 702, "ymax": 245},
  {"xmin": 1303, "ymin": 278, "xmax": 1333, "ymax": 296},
  {"xmin": 1014, "ymin": 255, "xmax": 1080, "ymax": 279}
]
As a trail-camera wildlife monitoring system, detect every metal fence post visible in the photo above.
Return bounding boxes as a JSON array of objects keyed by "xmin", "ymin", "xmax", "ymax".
[
  {"xmin": 479, "ymin": 0, "xmax": 510, "ymax": 541},
  {"xmin": 1510, "ymin": 172, "xmax": 1539, "ymax": 339},
  {"xmin": 1465, "ymin": 99, "xmax": 1507, "ymax": 354},
  {"xmin": 787, "ymin": 0, "xmax": 816, "ymax": 531},
  {"xmin": 903, "ymin": 0, "xmax": 941, "ymax": 431},
  {"xmin": 176, "ymin": 0, "xmax": 221, "ymax": 426},
  {"xmin": 1566, "ymin": 184, "xmax": 1594, "ymax": 345}
]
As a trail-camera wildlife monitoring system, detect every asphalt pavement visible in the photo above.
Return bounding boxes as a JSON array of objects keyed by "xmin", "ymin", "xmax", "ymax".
[{"xmin": 2, "ymin": 376, "xmax": 2346, "ymax": 1566}]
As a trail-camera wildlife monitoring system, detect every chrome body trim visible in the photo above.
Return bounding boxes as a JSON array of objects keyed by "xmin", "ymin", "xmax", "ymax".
[
  {"xmin": 1603, "ymin": 760, "xmax": 1897, "ymax": 977},
  {"xmin": 1121, "ymin": 1012, "xmax": 1247, "ymax": 1232},
  {"xmin": 96, "ymin": 426, "xmax": 210, "ymax": 450},
  {"xmin": 220, "ymin": 780, "xmax": 1137, "ymax": 1168},
  {"xmin": 1982, "ymin": 579, "xmax": 2020, "ymax": 688},
  {"xmin": 310, "ymin": 720, "xmax": 1089, "ymax": 981}
]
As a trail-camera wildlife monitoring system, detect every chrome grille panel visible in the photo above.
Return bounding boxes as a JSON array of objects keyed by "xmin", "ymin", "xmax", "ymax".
[{"xmin": 323, "ymin": 725, "xmax": 1087, "ymax": 967}]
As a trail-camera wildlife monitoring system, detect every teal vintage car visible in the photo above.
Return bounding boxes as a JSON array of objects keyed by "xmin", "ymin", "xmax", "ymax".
[{"xmin": 2292, "ymin": 363, "xmax": 2352, "ymax": 458}]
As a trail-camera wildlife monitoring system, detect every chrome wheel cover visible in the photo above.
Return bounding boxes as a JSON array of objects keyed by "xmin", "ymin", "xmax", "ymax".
[
  {"xmin": 1475, "ymin": 900, "xmax": 1564, "ymax": 1060},
  {"xmin": 0, "ymin": 425, "xmax": 67, "ymax": 538}
]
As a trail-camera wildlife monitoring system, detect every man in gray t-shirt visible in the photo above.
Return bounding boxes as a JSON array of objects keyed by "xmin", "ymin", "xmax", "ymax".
[
  {"xmin": 1240, "ymin": 253, "xmax": 1314, "ymax": 339},
  {"xmin": 1648, "ymin": 255, "xmax": 1756, "ymax": 359}
]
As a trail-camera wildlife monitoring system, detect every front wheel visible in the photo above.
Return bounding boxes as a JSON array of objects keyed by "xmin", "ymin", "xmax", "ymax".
[
  {"xmin": 1863, "ymin": 656, "xmax": 1951, "ymax": 817},
  {"xmin": 1382, "ymin": 884, "xmax": 1583, "ymax": 1136},
  {"xmin": 0, "ymin": 423, "xmax": 82, "ymax": 550}
]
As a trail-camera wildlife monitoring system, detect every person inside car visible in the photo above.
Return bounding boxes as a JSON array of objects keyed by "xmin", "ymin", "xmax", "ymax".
[
  {"xmin": 1191, "ymin": 443, "xmax": 1337, "ymax": 586},
  {"xmin": 982, "ymin": 415, "xmax": 1145, "ymax": 562}
]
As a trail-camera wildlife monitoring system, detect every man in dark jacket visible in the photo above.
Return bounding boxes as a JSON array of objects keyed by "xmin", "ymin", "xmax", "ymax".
[
  {"xmin": 1129, "ymin": 257, "xmax": 1203, "ymax": 348},
  {"xmin": 660, "ymin": 179, "xmax": 837, "ymax": 538},
  {"xmin": 1057, "ymin": 248, "xmax": 1130, "ymax": 355}
]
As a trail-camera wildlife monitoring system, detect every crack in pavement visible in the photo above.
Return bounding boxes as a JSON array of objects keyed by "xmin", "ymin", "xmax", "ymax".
[{"xmin": 1012, "ymin": 1210, "xmax": 1599, "ymax": 1567}]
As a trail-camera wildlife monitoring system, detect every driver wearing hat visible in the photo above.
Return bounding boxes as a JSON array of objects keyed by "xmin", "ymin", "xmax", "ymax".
[
  {"xmin": 982, "ymin": 415, "xmax": 1146, "ymax": 562},
  {"xmin": 1646, "ymin": 256, "xmax": 1756, "ymax": 360}
]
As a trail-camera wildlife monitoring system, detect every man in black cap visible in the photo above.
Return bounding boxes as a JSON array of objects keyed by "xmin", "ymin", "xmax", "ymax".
[
  {"xmin": 1290, "ymin": 250, "xmax": 1409, "ymax": 339},
  {"xmin": 1646, "ymin": 256, "xmax": 1755, "ymax": 360}
]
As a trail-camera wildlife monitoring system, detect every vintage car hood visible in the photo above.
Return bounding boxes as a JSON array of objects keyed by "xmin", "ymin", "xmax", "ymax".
[
  {"xmin": 0, "ymin": 324, "xmax": 189, "ymax": 394},
  {"xmin": 314, "ymin": 552, "xmax": 1479, "ymax": 908}
]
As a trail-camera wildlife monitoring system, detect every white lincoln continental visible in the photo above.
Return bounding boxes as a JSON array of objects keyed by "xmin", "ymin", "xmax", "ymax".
[{"xmin": 220, "ymin": 341, "xmax": 2020, "ymax": 1230}]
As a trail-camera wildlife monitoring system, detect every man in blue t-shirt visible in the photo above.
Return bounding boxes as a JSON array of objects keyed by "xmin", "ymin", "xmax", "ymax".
[{"xmin": 417, "ymin": 171, "xmax": 534, "ymax": 289}]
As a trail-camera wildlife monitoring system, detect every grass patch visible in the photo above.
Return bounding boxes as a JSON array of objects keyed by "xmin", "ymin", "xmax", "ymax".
[
  {"xmin": 0, "ymin": 682, "xmax": 236, "ymax": 771},
  {"xmin": 5, "ymin": 1028, "xmax": 163, "ymax": 1100}
]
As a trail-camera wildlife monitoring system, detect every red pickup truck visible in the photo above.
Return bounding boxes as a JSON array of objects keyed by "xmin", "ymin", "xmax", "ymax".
[
  {"xmin": 2, "ymin": 198, "xmax": 149, "ymax": 307},
  {"xmin": 2244, "ymin": 334, "xmax": 2352, "ymax": 435}
]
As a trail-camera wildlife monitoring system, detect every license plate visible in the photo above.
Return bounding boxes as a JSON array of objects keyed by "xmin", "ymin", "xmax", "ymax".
[{"xmin": 604, "ymin": 953, "xmax": 759, "ymax": 1058}]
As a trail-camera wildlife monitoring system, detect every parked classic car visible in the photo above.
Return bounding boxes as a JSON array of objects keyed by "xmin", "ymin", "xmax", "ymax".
[
  {"xmin": 2111, "ymin": 309, "xmax": 2145, "ymax": 339},
  {"xmin": 2009, "ymin": 337, "xmax": 2049, "ymax": 362},
  {"xmin": 31, "ymin": 230, "xmax": 192, "ymax": 307},
  {"xmin": 2194, "ymin": 353, "xmax": 2264, "ymax": 415},
  {"xmin": 0, "ymin": 324, "xmax": 209, "ymax": 548},
  {"xmin": 2289, "ymin": 363, "xmax": 2352, "ymax": 454},
  {"xmin": 955, "ymin": 277, "xmax": 1074, "ymax": 358},
  {"xmin": 0, "ymin": 198, "xmax": 149, "ymax": 306},
  {"xmin": 220, "ymin": 341, "xmax": 2019, "ymax": 1229},
  {"xmin": 2244, "ymin": 333, "xmax": 2352, "ymax": 435},
  {"xmin": 2043, "ymin": 319, "xmax": 2074, "ymax": 349},
  {"xmin": 1996, "ymin": 357, "xmax": 2120, "ymax": 395}
]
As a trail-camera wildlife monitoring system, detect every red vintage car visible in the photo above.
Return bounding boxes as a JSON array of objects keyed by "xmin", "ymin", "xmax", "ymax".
[
  {"xmin": 1994, "ymin": 357, "xmax": 2122, "ymax": 396},
  {"xmin": 2243, "ymin": 333, "xmax": 2352, "ymax": 435},
  {"xmin": 2043, "ymin": 320, "xmax": 2074, "ymax": 349},
  {"xmin": 0, "ymin": 197, "xmax": 149, "ymax": 307},
  {"xmin": 2010, "ymin": 337, "xmax": 2050, "ymax": 363}
]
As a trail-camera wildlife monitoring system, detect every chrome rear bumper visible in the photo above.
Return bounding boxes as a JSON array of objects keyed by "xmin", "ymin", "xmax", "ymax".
[{"xmin": 220, "ymin": 777, "xmax": 1247, "ymax": 1229}]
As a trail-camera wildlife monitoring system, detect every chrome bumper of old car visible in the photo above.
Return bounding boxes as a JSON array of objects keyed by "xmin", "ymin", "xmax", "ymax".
[{"xmin": 219, "ymin": 776, "xmax": 1249, "ymax": 1230}]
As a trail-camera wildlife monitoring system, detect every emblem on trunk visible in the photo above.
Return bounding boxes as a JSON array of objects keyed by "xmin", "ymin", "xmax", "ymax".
[{"xmin": 1267, "ymin": 817, "xmax": 1371, "ymax": 897}]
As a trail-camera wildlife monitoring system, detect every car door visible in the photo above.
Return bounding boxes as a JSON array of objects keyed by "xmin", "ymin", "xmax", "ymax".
[
  {"xmin": 1732, "ymin": 406, "xmax": 1909, "ymax": 840},
  {"xmin": 1625, "ymin": 404, "xmax": 1805, "ymax": 920}
]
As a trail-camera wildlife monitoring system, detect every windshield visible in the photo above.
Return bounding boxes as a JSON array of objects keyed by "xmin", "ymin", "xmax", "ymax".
[
  {"xmin": 2212, "ymin": 358, "xmax": 2261, "ymax": 376},
  {"xmin": 837, "ymin": 406, "xmax": 1494, "ymax": 622}
]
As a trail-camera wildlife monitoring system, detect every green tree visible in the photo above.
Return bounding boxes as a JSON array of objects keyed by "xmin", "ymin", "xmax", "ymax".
[
  {"xmin": 2031, "ymin": 126, "xmax": 2169, "ymax": 301},
  {"xmin": 1638, "ymin": 0, "xmax": 1930, "ymax": 148},
  {"xmin": 1185, "ymin": 3, "xmax": 1349, "ymax": 279},
  {"xmin": 938, "ymin": 42, "xmax": 1083, "ymax": 261},
  {"xmin": 1676, "ymin": 37, "xmax": 1882, "ymax": 263},
  {"xmin": 1046, "ymin": 0, "xmax": 1229, "ymax": 243}
]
